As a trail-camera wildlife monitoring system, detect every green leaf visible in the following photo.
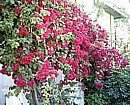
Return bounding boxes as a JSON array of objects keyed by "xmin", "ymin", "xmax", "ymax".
[
  {"xmin": 14, "ymin": 88, "xmax": 22, "ymax": 97},
  {"xmin": 5, "ymin": 91, "xmax": 14, "ymax": 98},
  {"xmin": 33, "ymin": 64, "xmax": 37, "ymax": 70},
  {"xmin": 0, "ymin": 48, "xmax": 4, "ymax": 55},
  {"xmin": 10, "ymin": 0, "xmax": 15, "ymax": 4},
  {"xmin": 40, "ymin": 10, "xmax": 51, "ymax": 16},
  {"xmin": 31, "ymin": 17, "xmax": 40, "ymax": 24},
  {"xmin": 6, "ymin": 0, "xmax": 10, "ymax": 3}
]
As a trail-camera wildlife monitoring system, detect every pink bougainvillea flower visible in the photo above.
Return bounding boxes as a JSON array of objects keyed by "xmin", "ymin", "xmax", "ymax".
[
  {"xmin": 50, "ymin": 0, "xmax": 54, "ymax": 4},
  {"xmin": 64, "ymin": 10, "xmax": 70, "ymax": 17},
  {"xmin": 74, "ymin": 37, "xmax": 82, "ymax": 45},
  {"xmin": 28, "ymin": 79, "xmax": 35, "ymax": 87},
  {"xmin": 66, "ymin": 57, "xmax": 72, "ymax": 64},
  {"xmin": 36, "ymin": 6, "xmax": 43, "ymax": 12},
  {"xmin": 42, "ymin": 29, "xmax": 51, "ymax": 39},
  {"xmin": 40, "ymin": 36, "xmax": 45, "ymax": 41},
  {"xmin": 35, "ymin": 23, "xmax": 44, "ymax": 29},
  {"xmin": 83, "ymin": 14, "xmax": 88, "ymax": 21},
  {"xmin": 15, "ymin": 54, "xmax": 19, "ymax": 58},
  {"xmin": 94, "ymin": 82, "xmax": 104, "ymax": 89},
  {"xmin": 14, "ymin": 74, "xmax": 26, "ymax": 88},
  {"xmin": 83, "ymin": 52, "xmax": 89, "ymax": 61},
  {"xmin": 34, "ymin": 14, "xmax": 39, "ymax": 18},
  {"xmin": 71, "ymin": 60, "xmax": 79, "ymax": 69},
  {"xmin": 39, "ymin": 0, "xmax": 44, "ymax": 7},
  {"xmin": 12, "ymin": 63, "xmax": 19, "ymax": 72},
  {"xmin": 49, "ymin": 69, "xmax": 59, "ymax": 78},
  {"xmin": 53, "ymin": 10, "xmax": 61, "ymax": 17},
  {"xmin": 19, "ymin": 53, "xmax": 34, "ymax": 65},
  {"xmin": 96, "ymin": 74, "xmax": 100, "ymax": 79},
  {"xmin": 67, "ymin": 74, "xmax": 75, "ymax": 80},
  {"xmin": 36, "ymin": 70, "xmax": 46, "ymax": 82},
  {"xmin": 21, "ymin": 0, "xmax": 34, "ymax": 5},
  {"xmin": 0, "ymin": 5, "xmax": 5, "ymax": 9},
  {"xmin": 48, "ymin": 48, "xmax": 54, "ymax": 55},
  {"xmin": 101, "ymin": 49, "xmax": 107, "ymax": 56},
  {"xmin": 13, "ymin": 7, "xmax": 22, "ymax": 15},
  {"xmin": 0, "ymin": 66, "xmax": 11, "ymax": 76},
  {"xmin": 18, "ymin": 26, "xmax": 29, "ymax": 36},
  {"xmin": 58, "ymin": 58, "xmax": 66, "ymax": 64},
  {"xmin": 92, "ymin": 51, "xmax": 102, "ymax": 60},
  {"xmin": 43, "ymin": 32, "xmax": 50, "ymax": 38},
  {"xmin": 36, "ymin": 61, "xmax": 58, "ymax": 82},
  {"xmin": 36, "ymin": 53, "xmax": 44, "ymax": 60},
  {"xmin": 81, "ymin": 69, "xmax": 88, "ymax": 77},
  {"xmin": 54, "ymin": 30, "xmax": 60, "ymax": 37},
  {"xmin": 42, "ymin": 60, "xmax": 51, "ymax": 70},
  {"xmin": 64, "ymin": 1, "xmax": 67, "ymax": 8},
  {"xmin": 67, "ymin": 69, "xmax": 78, "ymax": 80},
  {"xmin": 62, "ymin": 41, "xmax": 68, "ymax": 48},
  {"xmin": 45, "ymin": 21, "xmax": 50, "ymax": 28},
  {"xmin": 17, "ymin": 79, "xmax": 26, "ymax": 88},
  {"xmin": 24, "ymin": 31, "xmax": 29, "ymax": 36},
  {"xmin": 18, "ymin": 47, "xmax": 23, "ymax": 53},
  {"xmin": 57, "ymin": 0, "xmax": 61, "ymax": 5},
  {"xmin": 120, "ymin": 58, "xmax": 129, "ymax": 68}
]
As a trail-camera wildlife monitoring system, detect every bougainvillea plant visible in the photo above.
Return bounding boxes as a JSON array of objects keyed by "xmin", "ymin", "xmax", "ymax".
[{"xmin": 0, "ymin": 0, "xmax": 129, "ymax": 104}]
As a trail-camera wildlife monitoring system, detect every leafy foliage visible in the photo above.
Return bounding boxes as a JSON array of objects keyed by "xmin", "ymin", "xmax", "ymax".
[
  {"xmin": 84, "ymin": 53, "xmax": 130, "ymax": 105},
  {"xmin": 0, "ymin": 0, "xmax": 129, "ymax": 104}
]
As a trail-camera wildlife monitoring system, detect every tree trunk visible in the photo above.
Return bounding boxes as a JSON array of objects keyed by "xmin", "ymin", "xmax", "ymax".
[{"xmin": 32, "ymin": 89, "xmax": 39, "ymax": 105}]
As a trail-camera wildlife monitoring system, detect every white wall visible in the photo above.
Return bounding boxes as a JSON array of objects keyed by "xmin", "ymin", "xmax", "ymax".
[
  {"xmin": 0, "ymin": 64, "xmax": 15, "ymax": 105},
  {"xmin": 0, "ymin": 64, "xmax": 6, "ymax": 105}
]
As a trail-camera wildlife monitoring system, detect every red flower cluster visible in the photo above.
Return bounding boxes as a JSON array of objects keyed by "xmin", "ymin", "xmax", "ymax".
[
  {"xmin": 14, "ymin": 75, "xmax": 26, "ymax": 88},
  {"xmin": 35, "ymin": 52, "xmax": 45, "ymax": 60},
  {"xmin": 121, "ymin": 58, "xmax": 128, "ymax": 68},
  {"xmin": 0, "ymin": 65, "xmax": 11, "ymax": 76},
  {"xmin": 0, "ymin": 5, "xmax": 5, "ymax": 9},
  {"xmin": 12, "ymin": 63, "xmax": 19, "ymax": 71},
  {"xmin": 18, "ymin": 47, "xmax": 23, "ymax": 53},
  {"xmin": 28, "ymin": 79, "xmax": 35, "ymax": 87},
  {"xmin": 18, "ymin": 26, "xmax": 29, "ymax": 36},
  {"xmin": 36, "ymin": 60, "xmax": 59, "ymax": 82},
  {"xmin": 96, "ymin": 74, "xmax": 100, "ymax": 79},
  {"xmin": 21, "ymin": 0, "xmax": 34, "ymax": 5},
  {"xmin": 13, "ymin": 7, "xmax": 22, "ymax": 15},
  {"xmin": 67, "ymin": 69, "xmax": 78, "ymax": 80},
  {"xmin": 48, "ymin": 48, "xmax": 54, "ymax": 55},
  {"xmin": 19, "ymin": 53, "xmax": 34, "ymax": 65},
  {"xmin": 35, "ymin": 23, "xmax": 45, "ymax": 29},
  {"xmin": 40, "ymin": 28, "xmax": 51, "ymax": 41},
  {"xmin": 94, "ymin": 82, "xmax": 104, "ymax": 89}
]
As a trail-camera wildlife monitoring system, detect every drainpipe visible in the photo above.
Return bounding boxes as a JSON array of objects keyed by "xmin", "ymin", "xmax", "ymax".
[
  {"xmin": 110, "ymin": 14, "xmax": 113, "ymax": 47},
  {"xmin": 115, "ymin": 26, "xmax": 117, "ymax": 49}
]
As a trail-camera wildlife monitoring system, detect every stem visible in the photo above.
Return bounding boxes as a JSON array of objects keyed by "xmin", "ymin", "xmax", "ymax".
[{"xmin": 32, "ymin": 89, "xmax": 39, "ymax": 105}]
